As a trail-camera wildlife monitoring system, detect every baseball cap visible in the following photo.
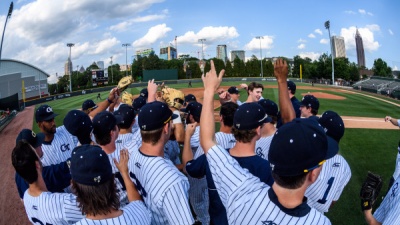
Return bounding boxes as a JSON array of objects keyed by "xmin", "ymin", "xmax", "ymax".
[
  {"xmin": 132, "ymin": 96, "xmax": 146, "ymax": 112},
  {"xmin": 114, "ymin": 104, "xmax": 136, "ymax": 127},
  {"xmin": 138, "ymin": 101, "xmax": 178, "ymax": 131},
  {"xmin": 301, "ymin": 95, "xmax": 320, "ymax": 110},
  {"xmin": 35, "ymin": 105, "xmax": 58, "ymax": 122},
  {"xmin": 319, "ymin": 111, "xmax": 345, "ymax": 158},
  {"xmin": 184, "ymin": 94, "xmax": 197, "ymax": 103},
  {"xmin": 182, "ymin": 102, "xmax": 202, "ymax": 118},
  {"xmin": 70, "ymin": 145, "xmax": 112, "ymax": 186},
  {"xmin": 140, "ymin": 88, "xmax": 148, "ymax": 99},
  {"xmin": 63, "ymin": 110, "xmax": 93, "ymax": 144},
  {"xmin": 287, "ymin": 80, "xmax": 296, "ymax": 92},
  {"xmin": 258, "ymin": 99, "xmax": 279, "ymax": 117},
  {"xmin": 228, "ymin": 86, "xmax": 239, "ymax": 95},
  {"xmin": 15, "ymin": 129, "xmax": 44, "ymax": 148},
  {"xmin": 233, "ymin": 103, "xmax": 270, "ymax": 130},
  {"xmin": 268, "ymin": 118, "xmax": 338, "ymax": 176},
  {"xmin": 92, "ymin": 111, "xmax": 122, "ymax": 137},
  {"xmin": 82, "ymin": 99, "xmax": 98, "ymax": 111}
]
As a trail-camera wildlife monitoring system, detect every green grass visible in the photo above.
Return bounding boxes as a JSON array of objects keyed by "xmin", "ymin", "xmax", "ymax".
[{"xmin": 29, "ymin": 81, "xmax": 400, "ymax": 224}]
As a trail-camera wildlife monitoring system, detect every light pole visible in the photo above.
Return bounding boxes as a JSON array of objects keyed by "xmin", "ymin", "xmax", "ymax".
[
  {"xmin": 110, "ymin": 56, "xmax": 114, "ymax": 84},
  {"xmin": 0, "ymin": 1, "xmax": 13, "ymax": 60},
  {"xmin": 122, "ymin": 43, "xmax": 130, "ymax": 76},
  {"xmin": 175, "ymin": 36, "xmax": 178, "ymax": 59},
  {"xmin": 56, "ymin": 73, "xmax": 58, "ymax": 94},
  {"xmin": 325, "ymin": 20, "xmax": 334, "ymax": 85},
  {"xmin": 198, "ymin": 39, "xmax": 206, "ymax": 59},
  {"xmin": 256, "ymin": 36, "xmax": 264, "ymax": 77},
  {"xmin": 67, "ymin": 43, "xmax": 74, "ymax": 92}
]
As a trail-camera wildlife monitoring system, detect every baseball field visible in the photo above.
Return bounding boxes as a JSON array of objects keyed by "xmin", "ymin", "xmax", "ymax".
[{"xmin": 2, "ymin": 80, "xmax": 400, "ymax": 225}]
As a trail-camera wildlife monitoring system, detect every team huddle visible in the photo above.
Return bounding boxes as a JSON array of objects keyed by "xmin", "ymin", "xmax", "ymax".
[{"xmin": 11, "ymin": 59, "xmax": 400, "ymax": 225}]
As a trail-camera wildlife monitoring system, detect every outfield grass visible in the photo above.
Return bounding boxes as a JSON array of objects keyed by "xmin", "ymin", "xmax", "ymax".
[{"xmin": 30, "ymin": 81, "xmax": 400, "ymax": 224}]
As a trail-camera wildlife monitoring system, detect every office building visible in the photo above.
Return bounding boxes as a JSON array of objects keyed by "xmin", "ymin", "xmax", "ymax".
[
  {"xmin": 231, "ymin": 50, "xmax": 245, "ymax": 62},
  {"xmin": 355, "ymin": 28, "xmax": 366, "ymax": 68},
  {"xmin": 64, "ymin": 57, "xmax": 72, "ymax": 75},
  {"xmin": 216, "ymin": 45, "xmax": 228, "ymax": 64},
  {"xmin": 331, "ymin": 36, "xmax": 346, "ymax": 58},
  {"xmin": 159, "ymin": 45, "xmax": 177, "ymax": 60}
]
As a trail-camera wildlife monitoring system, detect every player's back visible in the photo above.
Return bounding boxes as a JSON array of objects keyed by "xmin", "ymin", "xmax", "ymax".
[
  {"xmin": 215, "ymin": 132, "xmax": 236, "ymax": 150},
  {"xmin": 305, "ymin": 154, "xmax": 351, "ymax": 213},
  {"xmin": 23, "ymin": 191, "xmax": 83, "ymax": 225},
  {"xmin": 129, "ymin": 149, "xmax": 193, "ymax": 225}
]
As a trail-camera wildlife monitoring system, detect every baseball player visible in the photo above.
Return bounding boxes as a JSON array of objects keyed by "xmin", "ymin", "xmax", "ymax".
[
  {"xmin": 255, "ymin": 99, "xmax": 279, "ymax": 160},
  {"xmin": 218, "ymin": 86, "xmax": 243, "ymax": 106},
  {"xmin": 81, "ymin": 99, "xmax": 98, "ymax": 114},
  {"xmin": 11, "ymin": 141, "xmax": 83, "ymax": 224},
  {"xmin": 35, "ymin": 105, "xmax": 78, "ymax": 166},
  {"xmin": 128, "ymin": 100, "xmax": 194, "ymax": 225},
  {"xmin": 199, "ymin": 59, "xmax": 331, "ymax": 225},
  {"xmin": 14, "ymin": 129, "xmax": 72, "ymax": 199},
  {"xmin": 87, "ymin": 87, "xmax": 120, "ymax": 119},
  {"xmin": 242, "ymin": 82, "xmax": 264, "ymax": 103},
  {"xmin": 131, "ymin": 96, "xmax": 146, "ymax": 136},
  {"xmin": 276, "ymin": 80, "xmax": 301, "ymax": 128},
  {"xmin": 300, "ymin": 94, "xmax": 320, "ymax": 119},
  {"xmin": 305, "ymin": 111, "xmax": 351, "ymax": 213},
  {"xmin": 384, "ymin": 115, "xmax": 400, "ymax": 188},
  {"xmin": 113, "ymin": 104, "xmax": 141, "ymax": 152},
  {"xmin": 63, "ymin": 110, "xmax": 94, "ymax": 145},
  {"xmin": 71, "ymin": 145, "xmax": 151, "ymax": 224},
  {"xmin": 184, "ymin": 93, "xmax": 197, "ymax": 107}
]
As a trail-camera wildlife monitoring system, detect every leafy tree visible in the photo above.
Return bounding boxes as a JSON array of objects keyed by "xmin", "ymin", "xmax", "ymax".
[
  {"xmin": 232, "ymin": 56, "xmax": 245, "ymax": 77},
  {"xmin": 246, "ymin": 55, "xmax": 260, "ymax": 77},
  {"xmin": 225, "ymin": 60, "xmax": 233, "ymax": 77},
  {"xmin": 348, "ymin": 62, "xmax": 360, "ymax": 82},
  {"xmin": 108, "ymin": 64, "xmax": 121, "ymax": 84},
  {"xmin": 334, "ymin": 57, "xmax": 350, "ymax": 80},
  {"xmin": 264, "ymin": 60, "xmax": 274, "ymax": 77},
  {"xmin": 188, "ymin": 61, "xmax": 202, "ymax": 78},
  {"xmin": 143, "ymin": 53, "xmax": 162, "ymax": 70},
  {"xmin": 372, "ymin": 58, "xmax": 392, "ymax": 77}
]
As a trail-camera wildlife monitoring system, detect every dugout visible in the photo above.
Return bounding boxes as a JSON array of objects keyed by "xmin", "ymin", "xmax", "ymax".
[{"xmin": 143, "ymin": 69, "xmax": 177, "ymax": 82}]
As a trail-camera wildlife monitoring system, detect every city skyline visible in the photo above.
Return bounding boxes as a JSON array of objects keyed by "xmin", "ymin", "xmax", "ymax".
[{"xmin": 0, "ymin": 0, "xmax": 398, "ymax": 84}]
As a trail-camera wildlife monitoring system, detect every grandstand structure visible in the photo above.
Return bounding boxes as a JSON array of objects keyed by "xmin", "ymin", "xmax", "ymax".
[{"xmin": 353, "ymin": 76, "xmax": 400, "ymax": 98}]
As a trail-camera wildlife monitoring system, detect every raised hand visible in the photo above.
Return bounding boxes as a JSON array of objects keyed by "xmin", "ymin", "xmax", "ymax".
[
  {"xmin": 202, "ymin": 60, "xmax": 224, "ymax": 93},
  {"xmin": 274, "ymin": 58, "xmax": 288, "ymax": 82}
]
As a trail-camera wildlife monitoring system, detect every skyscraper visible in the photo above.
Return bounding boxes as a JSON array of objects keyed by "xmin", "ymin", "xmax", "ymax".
[
  {"xmin": 355, "ymin": 28, "xmax": 366, "ymax": 68},
  {"xmin": 64, "ymin": 57, "xmax": 72, "ymax": 75},
  {"xmin": 216, "ymin": 45, "xmax": 228, "ymax": 64},
  {"xmin": 331, "ymin": 36, "xmax": 346, "ymax": 58},
  {"xmin": 231, "ymin": 50, "xmax": 245, "ymax": 62},
  {"xmin": 159, "ymin": 45, "xmax": 177, "ymax": 60}
]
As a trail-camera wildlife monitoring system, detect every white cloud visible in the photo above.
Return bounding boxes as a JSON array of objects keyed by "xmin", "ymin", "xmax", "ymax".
[
  {"xmin": 359, "ymin": 9, "xmax": 373, "ymax": 16},
  {"xmin": 340, "ymin": 25, "xmax": 380, "ymax": 52},
  {"xmin": 132, "ymin": 24, "xmax": 172, "ymax": 49},
  {"xmin": 178, "ymin": 26, "xmax": 239, "ymax": 45},
  {"xmin": 298, "ymin": 38, "xmax": 307, "ymax": 43},
  {"xmin": 308, "ymin": 33, "xmax": 316, "ymax": 38},
  {"xmin": 393, "ymin": 66, "xmax": 398, "ymax": 71},
  {"xmin": 320, "ymin": 39, "xmax": 329, "ymax": 44},
  {"xmin": 297, "ymin": 44, "xmax": 306, "ymax": 49},
  {"xmin": 344, "ymin": 10, "xmax": 356, "ymax": 14},
  {"xmin": 314, "ymin": 29, "xmax": 323, "ymax": 35},
  {"xmin": 89, "ymin": 38, "xmax": 120, "ymax": 55},
  {"xmin": 389, "ymin": 29, "xmax": 394, "ymax": 35},
  {"xmin": 244, "ymin": 36, "xmax": 274, "ymax": 51},
  {"xmin": 110, "ymin": 10, "xmax": 168, "ymax": 32},
  {"xmin": 299, "ymin": 52, "xmax": 320, "ymax": 61}
]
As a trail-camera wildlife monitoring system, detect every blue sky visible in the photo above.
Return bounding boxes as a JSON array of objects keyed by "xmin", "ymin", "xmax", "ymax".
[{"xmin": 0, "ymin": 0, "xmax": 399, "ymax": 83}]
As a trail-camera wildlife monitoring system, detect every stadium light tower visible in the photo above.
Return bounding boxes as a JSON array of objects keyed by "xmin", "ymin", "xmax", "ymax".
[
  {"xmin": 256, "ymin": 36, "xmax": 264, "ymax": 77},
  {"xmin": 67, "ymin": 43, "xmax": 74, "ymax": 92},
  {"xmin": 0, "ymin": 2, "xmax": 13, "ymax": 60},
  {"xmin": 198, "ymin": 39, "xmax": 206, "ymax": 59},
  {"xmin": 325, "ymin": 20, "xmax": 334, "ymax": 85},
  {"xmin": 122, "ymin": 43, "xmax": 130, "ymax": 76}
]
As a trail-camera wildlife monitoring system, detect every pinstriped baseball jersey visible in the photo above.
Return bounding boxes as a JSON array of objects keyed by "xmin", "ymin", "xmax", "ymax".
[
  {"xmin": 128, "ymin": 149, "xmax": 194, "ymax": 225},
  {"xmin": 132, "ymin": 115, "xmax": 140, "ymax": 134},
  {"xmin": 23, "ymin": 191, "xmax": 83, "ymax": 224},
  {"xmin": 374, "ymin": 176, "xmax": 400, "ymax": 224},
  {"xmin": 215, "ymin": 132, "xmax": 236, "ymax": 150},
  {"xmin": 305, "ymin": 154, "xmax": 351, "ymax": 213},
  {"xmin": 115, "ymin": 133, "xmax": 141, "ymax": 154},
  {"xmin": 255, "ymin": 135, "xmax": 274, "ymax": 160},
  {"xmin": 74, "ymin": 201, "xmax": 151, "ymax": 225},
  {"xmin": 392, "ymin": 144, "xmax": 400, "ymax": 180},
  {"xmin": 41, "ymin": 126, "xmax": 77, "ymax": 166},
  {"xmin": 207, "ymin": 145, "xmax": 331, "ymax": 225},
  {"xmin": 188, "ymin": 126, "xmax": 210, "ymax": 225},
  {"xmin": 164, "ymin": 140, "xmax": 181, "ymax": 165}
]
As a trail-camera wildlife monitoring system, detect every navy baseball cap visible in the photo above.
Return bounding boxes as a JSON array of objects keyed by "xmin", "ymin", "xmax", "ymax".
[
  {"xmin": 319, "ymin": 111, "xmax": 345, "ymax": 158},
  {"xmin": 15, "ymin": 129, "xmax": 44, "ymax": 148},
  {"xmin": 140, "ymin": 88, "xmax": 148, "ymax": 99},
  {"xmin": 228, "ymin": 86, "xmax": 239, "ymax": 95},
  {"xmin": 70, "ymin": 145, "xmax": 112, "ymax": 186},
  {"xmin": 258, "ymin": 99, "xmax": 279, "ymax": 117},
  {"xmin": 138, "ymin": 101, "xmax": 178, "ymax": 131},
  {"xmin": 132, "ymin": 96, "xmax": 146, "ymax": 112},
  {"xmin": 82, "ymin": 99, "xmax": 98, "ymax": 111},
  {"xmin": 301, "ymin": 95, "xmax": 320, "ymax": 110},
  {"xmin": 35, "ymin": 105, "xmax": 58, "ymax": 122},
  {"xmin": 233, "ymin": 103, "xmax": 270, "ymax": 130},
  {"xmin": 182, "ymin": 102, "xmax": 202, "ymax": 118},
  {"xmin": 184, "ymin": 94, "xmax": 197, "ymax": 103},
  {"xmin": 269, "ymin": 118, "xmax": 338, "ymax": 176},
  {"xmin": 114, "ymin": 104, "xmax": 136, "ymax": 127},
  {"xmin": 92, "ymin": 111, "xmax": 122, "ymax": 137},
  {"xmin": 63, "ymin": 110, "xmax": 93, "ymax": 144},
  {"xmin": 287, "ymin": 80, "xmax": 296, "ymax": 92}
]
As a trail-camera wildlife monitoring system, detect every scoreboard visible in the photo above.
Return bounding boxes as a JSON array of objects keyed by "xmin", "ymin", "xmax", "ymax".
[{"xmin": 91, "ymin": 70, "xmax": 108, "ymax": 87}]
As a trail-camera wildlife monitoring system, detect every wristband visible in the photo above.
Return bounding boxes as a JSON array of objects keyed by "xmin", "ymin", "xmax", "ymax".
[{"xmin": 107, "ymin": 98, "xmax": 113, "ymax": 104}]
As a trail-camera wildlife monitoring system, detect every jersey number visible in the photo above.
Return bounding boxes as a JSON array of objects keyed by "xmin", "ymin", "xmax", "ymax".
[
  {"xmin": 317, "ymin": 177, "xmax": 335, "ymax": 204},
  {"xmin": 130, "ymin": 172, "xmax": 148, "ymax": 198},
  {"xmin": 32, "ymin": 217, "xmax": 53, "ymax": 225}
]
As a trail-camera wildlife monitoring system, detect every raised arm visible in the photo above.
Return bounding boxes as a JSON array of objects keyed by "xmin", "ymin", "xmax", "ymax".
[
  {"xmin": 274, "ymin": 59, "xmax": 295, "ymax": 124},
  {"xmin": 200, "ymin": 61, "xmax": 224, "ymax": 154},
  {"xmin": 114, "ymin": 149, "xmax": 142, "ymax": 202},
  {"xmin": 89, "ymin": 87, "xmax": 119, "ymax": 118},
  {"xmin": 147, "ymin": 79, "xmax": 157, "ymax": 103},
  {"xmin": 182, "ymin": 122, "xmax": 197, "ymax": 174},
  {"xmin": 385, "ymin": 116, "xmax": 400, "ymax": 127}
]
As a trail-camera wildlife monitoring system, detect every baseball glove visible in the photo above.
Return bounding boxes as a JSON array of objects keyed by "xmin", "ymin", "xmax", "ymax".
[
  {"xmin": 117, "ymin": 76, "xmax": 133, "ymax": 92},
  {"xmin": 360, "ymin": 171, "xmax": 383, "ymax": 211},
  {"xmin": 121, "ymin": 91, "xmax": 134, "ymax": 104},
  {"xmin": 161, "ymin": 87, "xmax": 185, "ymax": 109}
]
